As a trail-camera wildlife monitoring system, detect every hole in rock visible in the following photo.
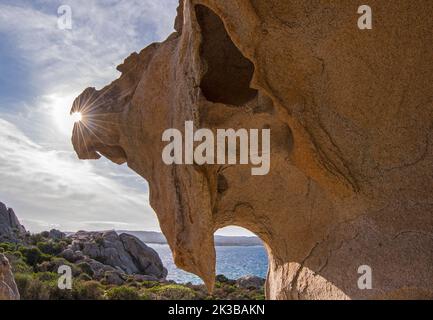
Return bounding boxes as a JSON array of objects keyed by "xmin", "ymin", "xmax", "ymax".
[
  {"xmin": 146, "ymin": 227, "xmax": 268, "ymax": 288},
  {"xmin": 195, "ymin": 5, "xmax": 258, "ymax": 106},
  {"xmin": 217, "ymin": 174, "xmax": 229, "ymax": 194},
  {"xmin": 213, "ymin": 226, "xmax": 268, "ymax": 287}
]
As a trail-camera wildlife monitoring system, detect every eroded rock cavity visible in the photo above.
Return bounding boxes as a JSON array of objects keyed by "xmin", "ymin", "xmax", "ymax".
[{"xmin": 71, "ymin": 0, "xmax": 433, "ymax": 299}]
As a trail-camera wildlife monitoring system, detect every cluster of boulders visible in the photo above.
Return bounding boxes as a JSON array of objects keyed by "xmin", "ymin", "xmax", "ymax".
[
  {"xmin": 0, "ymin": 201, "xmax": 169, "ymax": 298},
  {"xmin": 59, "ymin": 230, "xmax": 167, "ymax": 285},
  {"xmin": 0, "ymin": 200, "xmax": 266, "ymax": 300}
]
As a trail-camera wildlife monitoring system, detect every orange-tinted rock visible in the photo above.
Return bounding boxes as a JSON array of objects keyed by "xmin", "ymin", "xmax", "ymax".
[
  {"xmin": 71, "ymin": 0, "xmax": 433, "ymax": 299},
  {"xmin": 0, "ymin": 254, "xmax": 19, "ymax": 300}
]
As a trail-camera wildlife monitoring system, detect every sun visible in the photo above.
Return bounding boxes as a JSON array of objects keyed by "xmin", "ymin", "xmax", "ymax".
[
  {"xmin": 71, "ymin": 112, "xmax": 82, "ymax": 123},
  {"xmin": 46, "ymin": 94, "xmax": 82, "ymax": 135}
]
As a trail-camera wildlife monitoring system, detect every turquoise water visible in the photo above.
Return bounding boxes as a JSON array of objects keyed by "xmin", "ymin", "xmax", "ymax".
[{"xmin": 149, "ymin": 244, "xmax": 268, "ymax": 284}]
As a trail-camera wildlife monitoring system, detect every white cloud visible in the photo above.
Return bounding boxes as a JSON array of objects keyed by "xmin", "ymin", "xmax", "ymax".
[
  {"xmin": 0, "ymin": 0, "xmax": 252, "ymax": 236},
  {"xmin": 0, "ymin": 118, "xmax": 160, "ymax": 232},
  {"xmin": 0, "ymin": 0, "xmax": 179, "ymax": 142},
  {"xmin": 0, "ymin": 0, "xmax": 178, "ymax": 90},
  {"xmin": 0, "ymin": 0, "xmax": 178, "ymax": 232}
]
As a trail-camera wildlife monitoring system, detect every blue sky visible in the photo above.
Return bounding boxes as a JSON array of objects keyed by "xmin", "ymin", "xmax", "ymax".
[{"xmin": 0, "ymin": 0, "xmax": 251, "ymax": 236}]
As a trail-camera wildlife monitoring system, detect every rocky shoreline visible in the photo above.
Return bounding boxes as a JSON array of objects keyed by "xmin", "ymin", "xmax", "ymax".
[{"xmin": 0, "ymin": 202, "xmax": 264, "ymax": 300}]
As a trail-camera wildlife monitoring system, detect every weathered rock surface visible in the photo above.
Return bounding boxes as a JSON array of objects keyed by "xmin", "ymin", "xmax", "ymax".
[
  {"xmin": 131, "ymin": 274, "xmax": 160, "ymax": 282},
  {"xmin": 0, "ymin": 202, "xmax": 26, "ymax": 243},
  {"xmin": 64, "ymin": 231, "xmax": 167, "ymax": 279},
  {"xmin": 48, "ymin": 229, "xmax": 66, "ymax": 240},
  {"xmin": 0, "ymin": 254, "xmax": 20, "ymax": 300},
  {"xmin": 70, "ymin": 0, "xmax": 433, "ymax": 299},
  {"xmin": 103, "ymin": 270, "xmax": 126, "ymax": 286},
  {"xmin": 236, "ymin": 275, "xmax": 265, "ymax": 290},
  {"xmin": 76, "ymin": 257, "xmax": 119, "ymax": 278}
]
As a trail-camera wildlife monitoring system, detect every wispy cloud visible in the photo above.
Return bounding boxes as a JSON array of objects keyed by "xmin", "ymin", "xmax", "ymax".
[
  {"xmin": 0, "ymin": 118, "xmax": 159, "ymax": 232},
  {"xmin": 0, "ymin": 0, "xmax": 253, "ymax": 236},
  {"xmin": 0, "ymin": 0, "xmax": 178, "ymax": 141},
  {"xmin": 0, "ymin": 0, "xmax": 178, "ymax": 90},
  {"xmin": 0, "ymin": 0, "xmax": 178, "ymax": 232}
]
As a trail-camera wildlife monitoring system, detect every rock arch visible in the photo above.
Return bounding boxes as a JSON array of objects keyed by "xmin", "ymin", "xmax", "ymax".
[{"xmin": 71, "ymin": 0, "xmax": 433, "ymax": 299}]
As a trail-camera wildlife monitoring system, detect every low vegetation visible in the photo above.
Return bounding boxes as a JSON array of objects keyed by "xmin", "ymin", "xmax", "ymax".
[{"xmin": 0, "ymin": 234, "xmax": 264, "ymax": 300}]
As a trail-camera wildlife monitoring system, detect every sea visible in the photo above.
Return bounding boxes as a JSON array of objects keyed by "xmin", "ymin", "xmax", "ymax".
[{"xmin": 149, "ymin": 244, "xmax": 268, "ymax": 284}]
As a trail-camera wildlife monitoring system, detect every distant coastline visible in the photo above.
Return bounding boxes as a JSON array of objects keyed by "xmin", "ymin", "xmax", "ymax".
[{"xmin": 116, "ymin": 230, "xmax": 263, "ymax": 247}]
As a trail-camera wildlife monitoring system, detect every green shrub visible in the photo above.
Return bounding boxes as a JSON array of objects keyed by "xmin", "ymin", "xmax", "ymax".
[
  {"xmin": 14, "ymin": 273, "xmax": 50, "ymax": 300},
  {"xmin": 77, "ymin": 262, "xmax": 94, "ymax": 277},
  {"xmin": 222, "ymin": 284, "xmax": 236, "ymax": 294},
  {"xmin": 139, "ymin": 291, "xmax": 153, "ymax": 300},
  {"xmin": 12, "ymin": 259, "xmax": 33, "ymax": 274},
  {"xmin": 127, "ymin": 281, "xmax": 140, "ymax": 288},
  {"xmin": 46, "ymin": 280, "xmax": 74, "ymax": 300},
  {"xmin": 36, "ymin": 257, "xmax": 80, "ymax": 276},
  {"xmin": 253, "ymin": 293, "xmax": 265, "ymax": 300},
  {"xmin": 41, "ymin": 231, "xmax": 50, "ymax": 238},
  {"xmin": 141, "ymin": 280, "xmax": 160, "ymax": 288},
  {"xmin": 19, "ymin": 247, "xmax": 44, "ymax": 266},
  {"xmin": 73, "ymin": 281, "xmax": 104, "ymax": 300},
  {"xmin": 106, "ymin": 286, "xmax": 141, "ymax": 300},
  {"xmin": 77, "ymin": 273, "xmax": 93, "ymax": 282},
  {"xmin": 34, "ymin": 272, "xmax": 58, "ymax": 282},
  {"xmin": 16, "ymin": 272, "xmax": 74, "ymax": 300},
  {"xmin": 9, "ymin": 250, "xmax": 23, "ymax": 259},
  {"xmin": 28, "ymin": 233, "xmax": 47, "ymax": 245},
  {"xmin": 14, "ymin": 273, "xmax": 32, "ymax": 295},
  {"xmin": 0, "ymin": 242, "xmax": 18, "ymax": 252},
  {"xmin": 4, "ymin": 251, "xmax": 32, "ymax": 273},
  {"xmin": 148, "ymin": 284, "xmax": 197, "ymax": 300},
  {"xmin": 37, "ymin": 241, "xmax": 64, "ymax": 256},
  {"xmin": 58, "ymin": 240, "xmax": 69, "ymax": 249}
]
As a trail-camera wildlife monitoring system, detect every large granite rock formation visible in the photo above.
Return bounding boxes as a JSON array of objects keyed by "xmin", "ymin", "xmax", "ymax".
[
  {"xmin": 0, "ymin": 254, "xmax": 20, "ymax": 300},
  {"xmin": 0, "ymin": 202, "xmax": 26, "ymax": 243},
  {"xmin": 70, "ymin": 1, "xmax": 433, "ymax": 299},
  {"xmin": 64, "ymin": 230, "xmax": 167, "ymax": 279}
]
